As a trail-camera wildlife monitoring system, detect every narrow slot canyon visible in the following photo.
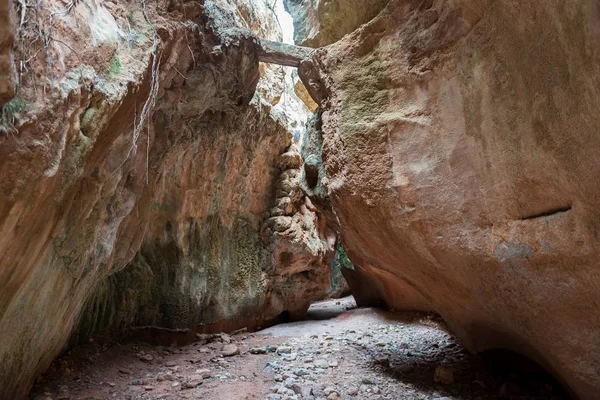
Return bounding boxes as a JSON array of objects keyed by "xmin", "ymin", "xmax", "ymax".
[{"xmin": 1, "ymin": 0, "xmax": 599, "ymax": 399}]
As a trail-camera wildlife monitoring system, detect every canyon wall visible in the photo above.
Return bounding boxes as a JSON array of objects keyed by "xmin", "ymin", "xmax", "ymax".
[
  {"xmin": 0, "ymin": 0, "xmax": 340, "ymax": 397},
  {"xmin": 0, "ymin": 0, "xmax": 15, "ymax": 106},
  {"xmin": 283, "ymin": 0, "xmax": 389, "ymax": 47},
  {"xmin": 296, "ymin": 0, "xmax": 600, "ymax": 398}
]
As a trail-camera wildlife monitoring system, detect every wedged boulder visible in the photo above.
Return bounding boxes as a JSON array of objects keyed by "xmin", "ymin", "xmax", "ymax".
[{"xmin": 301, "ymin": 0, "xmax": 600, "ymax": 398}]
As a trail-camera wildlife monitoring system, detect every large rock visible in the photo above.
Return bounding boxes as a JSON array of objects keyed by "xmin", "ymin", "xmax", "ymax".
[
  {"xmin": 300, "ymin": 0, "xmax": 600, "ymax": 398},
  {"xmin": 0, "ymin": 0, "xmax": 333, "ymax": 397},
  {"xmin": 283, "ymin": 0, "xmax": 389, "ymax": 47}
]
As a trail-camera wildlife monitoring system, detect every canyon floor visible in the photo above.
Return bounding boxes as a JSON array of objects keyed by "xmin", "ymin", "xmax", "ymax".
[{"xmin": 29, "ymin": 297, "xmax": 568, "ymax": 400}]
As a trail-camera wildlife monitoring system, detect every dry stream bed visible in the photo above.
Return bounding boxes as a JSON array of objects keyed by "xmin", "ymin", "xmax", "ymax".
[{"xmin": 30, "ymin": 298, "xmax": 568, "ymax": 400}]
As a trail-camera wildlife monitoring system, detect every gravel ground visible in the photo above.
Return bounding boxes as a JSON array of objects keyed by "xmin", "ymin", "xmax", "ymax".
[{"xmin": 29, "ymin": 297, "xmax": 569, "ymax": 400}]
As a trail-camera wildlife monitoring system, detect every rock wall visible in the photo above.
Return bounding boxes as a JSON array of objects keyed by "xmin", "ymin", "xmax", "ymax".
[
  {"xmin": 297, "ymin": 0, "xmax": 600, "ymax": 398},
  {"xmin": 0, "ymin": 0, "xmax": 337, "ymax": 397},
  {"xmin": 283, "ymin": 0, "xmax": 389, "ymax": 47},
  {"xmin": 0, "ymin": 0, "xmax": 15, "ymax": 105}
]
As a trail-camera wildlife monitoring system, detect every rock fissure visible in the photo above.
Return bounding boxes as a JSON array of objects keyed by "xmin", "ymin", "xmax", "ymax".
[{"xmin": 520, "ymin": 205, "xmax": 573, "ymax": 221}]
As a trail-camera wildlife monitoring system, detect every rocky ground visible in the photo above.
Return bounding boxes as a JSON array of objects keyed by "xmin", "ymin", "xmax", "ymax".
[{"xmin": 29, "ymin": 297, "xmax": 568, "ymax": 400}]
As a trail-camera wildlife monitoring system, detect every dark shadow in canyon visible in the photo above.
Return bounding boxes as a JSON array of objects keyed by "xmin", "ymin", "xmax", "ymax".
[{"xmin": 359, "ymin": 330, "xmax": 571, "ymax": 400}]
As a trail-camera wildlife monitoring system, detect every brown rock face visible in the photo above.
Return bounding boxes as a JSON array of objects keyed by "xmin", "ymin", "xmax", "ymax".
[
  {"xmin": 0, "ymin": 1, "xmax": 338, "ymax": 397},
  {"xmin": 0, "ymin": 0, "xmax": 15, "ymax": 105},
  {"xmin": 301, "ymin": 0, "xmax": 600, "ymax": 398},
  {"xmin": 283, "ymin": 0, "xmax": 389, "ymax": 47}
]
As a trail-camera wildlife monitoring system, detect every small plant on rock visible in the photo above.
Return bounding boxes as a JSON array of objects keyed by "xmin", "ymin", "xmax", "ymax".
[{"xmin": 0, "ymin": 97, "xmax": 28, "ymax": 135}]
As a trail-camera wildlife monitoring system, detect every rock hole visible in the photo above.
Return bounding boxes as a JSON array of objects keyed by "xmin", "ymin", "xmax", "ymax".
[
  {"xmin": 278, "ymin": 310, "xmax": 292, "ymax": 323},
  {"xmin": 304, "ymin": 163, "xmax": 319, "ymax": 189}
]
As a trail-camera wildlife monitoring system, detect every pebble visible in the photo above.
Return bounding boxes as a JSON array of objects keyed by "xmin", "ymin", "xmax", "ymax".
[
  {"xmin": 277, "ymin": 386, "xmax": 288, "ymax": 394},
  {"xmin": 346, "ymin": 387, "xmax": 359, "ymax": 396},
  {"xmin": 293, "ymin": 368, "xmax": 311, "ymax": 377},
  {"xmin": 195, "ymin": 369, "xmax": 212, "ymax": 378},
  {"xmin": 323, "ymin": 387, "xmax": 336, "ymax": 396},
  {"xmin": 277, "ymin": 346, "xmax": 293, "ymax": 354},
  {"xmin": 292, "ymin": 383, "xmax": 313, "ymax": 397},
  {"xmin": 221, "ymin": 344, "xmax": 239, "ymax": 357},
  {"xmin": 361, "ymin": 377, "xmax": 375, "ymax": 385},
  {"xmin": 250, "ymin": 347, "xmax": 267, "ymax": 354},
  {"xmin": 184, "ymin": 377, "xmax": 203, "ymax": 388},
  {"xmin": 284, "ymin": 378, "xmax": 296, "ymax": 388},
  {"xmin": 220, "ymin": 333, "xmax": 232, "ymax": 344}
]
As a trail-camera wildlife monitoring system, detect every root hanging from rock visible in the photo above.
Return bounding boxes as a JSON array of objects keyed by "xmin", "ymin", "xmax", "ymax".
[{"xmin": 112, "ymin": 37, "xmax": 162, "ymax": 181}]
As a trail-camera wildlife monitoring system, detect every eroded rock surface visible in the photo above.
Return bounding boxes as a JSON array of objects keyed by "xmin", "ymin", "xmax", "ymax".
[
  {"xmin": 299, "ymin": 0, "xmax": 600, "ymax": 398},
  {"xmin": 0, "ymin": 0, "xmax": 337, "ymax": 397},
  {"xmin": 0, "ymin": 0, "xmax": 15, "ymax": 105},
  {"xmin": 283, "ymin": 0, "xmax": 389, "ymax": 47}
]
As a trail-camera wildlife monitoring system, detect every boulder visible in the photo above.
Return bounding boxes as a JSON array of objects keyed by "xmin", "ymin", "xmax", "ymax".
[{"xmin": 301, "ymin": 0, "xmax": 600, "ymax": 398}]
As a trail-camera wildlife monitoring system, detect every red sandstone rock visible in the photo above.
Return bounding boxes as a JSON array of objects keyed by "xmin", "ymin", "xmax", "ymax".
[
  {"xmin": 0, "ymin": 1, "xmax": 338, "ymax": 397},
  {"xmin": 301, "ymin": 0, "xmax": 600, "ymax": 398},
  {"xmin": 0, "ymin": 0, "xmax": 15, "ymax": 105}
]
